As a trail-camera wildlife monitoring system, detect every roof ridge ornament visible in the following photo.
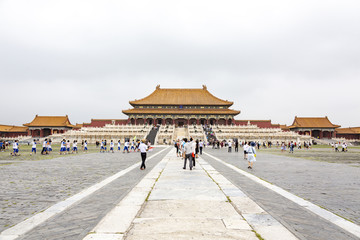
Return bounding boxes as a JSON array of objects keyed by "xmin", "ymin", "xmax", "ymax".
[
  {"xmin": 156, "ymin": 85, "xmax": 160, "ymax": 90},
  {"xmin": 202, "ymin": 85, "xmax": 207, "ymax": 90}
]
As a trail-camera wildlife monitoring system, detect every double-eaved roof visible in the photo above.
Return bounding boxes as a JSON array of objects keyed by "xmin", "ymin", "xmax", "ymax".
[
  {"xmin": 129, "ymin": 85, "xmax": 233, "ymax": 106},
  {"xmin": 289, "ymin": 116, "xmax": 340, "ymax": 129},
  {"xmin": 24, "ymin": 115, "xmax": 74, "ymax": 128}
]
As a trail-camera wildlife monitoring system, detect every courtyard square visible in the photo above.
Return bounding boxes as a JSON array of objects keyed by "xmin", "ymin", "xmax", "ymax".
[{"xmin": 0, "ymin": 146, "xmax": 359, "ymax": 240}]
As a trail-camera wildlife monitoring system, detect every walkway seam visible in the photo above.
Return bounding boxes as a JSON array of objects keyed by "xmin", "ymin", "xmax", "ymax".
[
  {"xmin": 83, "ymin": 150, "xmax": 172, "ymax": 240},
  {"xmin": 203, "ymin": 151, "xmax": 360, "ymax": 238},
  {"xmin": 197, "ymin": 157, "xmax": 299, "ymax": 240},
  {"xmin": 0, "ymin": 147, "xmax": 170, "ymax": 240}
]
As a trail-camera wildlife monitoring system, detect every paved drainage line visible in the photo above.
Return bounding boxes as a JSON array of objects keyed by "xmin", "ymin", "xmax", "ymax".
[
  {"xmin": 83, "ymin": 149, "xmax": 174, "ymax": 240},
  {"xmin": 203, "ymin": 151, "xmax": 360, "ymax": 239},
  {"xmin": 0, "ymin": 147, "xmax": 170, "ymax": 240},
  {"xmin": 197, "ymin": 157, "xmax": 298, "ymax": 240}
]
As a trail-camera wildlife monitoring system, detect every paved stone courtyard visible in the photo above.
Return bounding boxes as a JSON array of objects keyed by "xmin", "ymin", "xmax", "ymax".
[{"xmin": 0, "ymin": 146, "xmax": 359, "ymax": 240}]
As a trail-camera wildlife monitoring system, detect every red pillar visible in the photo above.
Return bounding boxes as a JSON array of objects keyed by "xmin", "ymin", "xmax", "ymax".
[
  {"xmin": 40, "ymin": 129, "xmax": 44, "ymax": 138},
  {"xmin": 172, "ymin": 119, "xmax": 175, "ymax": 125},
  {"xmin": 187, "ymin": 119, "xmax": 190, "ymax": 126},
  {"xmin": 196, "ymin": 119, "xmax": 200, "ymax": 125}
]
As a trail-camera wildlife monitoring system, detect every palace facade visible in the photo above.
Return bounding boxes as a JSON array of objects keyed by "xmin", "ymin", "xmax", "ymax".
[{"xmin": 122, "ymin": 85, "xmax": 240, "ymax": 126}]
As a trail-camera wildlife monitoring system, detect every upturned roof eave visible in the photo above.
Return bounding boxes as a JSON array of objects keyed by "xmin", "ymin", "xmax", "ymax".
[{"xmin": 129, "ymin": 101, "xmax": 234, "ymax": 106}]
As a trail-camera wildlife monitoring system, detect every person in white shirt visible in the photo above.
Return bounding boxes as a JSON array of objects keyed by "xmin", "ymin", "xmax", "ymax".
[
  {"xmin": 247, "ymin": 142, "xmax": 257, "ymax": 169},
  {"xmin": 72, "ymin": 140, "xmax": 78, "ymax": 153},
  {"xmin": 60, "ymin": 139, "xmax": 66, "ymax": 155},
  {"xmin": 199, "ymin": 140, "xmax": 204, "ymax": 155},
  {"xmin": 190, "ymin": 138, "xmax": 196, "ymax": 168},
  {"xmin": 12, "ymin": 140, "xmax": 19, "ymax": 156},
  {"xmin": 110, "ymin": 140, "xmax": 114, "ymax": 153},
  {"xmin": 31, "ymin": 139, "xmax": 37, "ymax": 155},
  {"xmin": 139, "ymin": 140, "xmax": 148, "ymax": 170},
  {"xmin": 100, "ymin": 140, "xmax": 105, "ymax": 153},
  {"xmin": 243, "ymin": 142, "xmax": 249, "ymax": 160},
  {"xmin": 123, "ymin": 141, "xmax": 130, "ymax": 153},
  {"xmin": 84, "ymin": 140, "xmax": 88, "ymax": 152},
  {"xmin": 66, "ymin": 140, "xmax": 71, "ymax": 154},
  {"xmin": 117, "ymin": 140, "xmax": 121, "ymax": 151},
  {"xmin": 183, "ymin": 138, "xmax": 193, "ymax": 170},
  {"xmin": 41, "ymin": 139, "xmax": 48, "ymax": 155}
]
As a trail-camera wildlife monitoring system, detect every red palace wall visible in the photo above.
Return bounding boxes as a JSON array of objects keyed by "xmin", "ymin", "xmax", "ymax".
[
  {"xmin": 336, "ymin": 133, "xmax": 360, "ymax": 140},
  {"xmin": 0, "ymin": 132, "xmax": 29, "ymax": 138}
]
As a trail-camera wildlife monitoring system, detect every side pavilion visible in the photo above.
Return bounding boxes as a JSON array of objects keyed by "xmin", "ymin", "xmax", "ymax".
[
  {"xmin": 288, "ymin": 116, "xmax": 340, "ymax": 139},
  {"xmin": 24, "ymin": 115, "xmax": 74, "ymax": 137}
]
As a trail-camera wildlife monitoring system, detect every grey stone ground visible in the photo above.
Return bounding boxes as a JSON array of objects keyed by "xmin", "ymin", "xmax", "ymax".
[
  {"xmin": 201, "ymin": 148, "xmax": 360, "ymax": 240},
  {"xmin": 0, "ymin": 147, "xmax": 169, "ymax": 234}
]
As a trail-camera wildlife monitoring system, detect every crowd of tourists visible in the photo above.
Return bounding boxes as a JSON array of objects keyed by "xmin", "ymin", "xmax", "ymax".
[
  {"xmin": 173, "ymin": 138, "xmax": 204, "ymax": 170},
  {"xmin": 3, "ymin": 138, "xmax": 152, "ymax": 157},
  {"xmin": 331, "ymin": 142, "xmax": 348, "ymax": 152}
]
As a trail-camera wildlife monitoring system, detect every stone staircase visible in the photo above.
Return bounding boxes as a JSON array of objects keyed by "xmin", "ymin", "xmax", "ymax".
[{"xmin": 146, "ymin": 126, "xmax": 160, "ymax": 145}]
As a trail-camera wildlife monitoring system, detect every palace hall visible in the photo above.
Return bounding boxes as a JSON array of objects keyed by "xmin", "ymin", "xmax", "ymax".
[{"xmin": 122, "ymin": 85, "xmax": 240, "ymax": 126}]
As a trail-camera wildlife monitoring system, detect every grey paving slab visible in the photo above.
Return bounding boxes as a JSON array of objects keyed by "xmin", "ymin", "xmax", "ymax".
[
  {"xmin": 201, "ymin": 148, "xmax": 360, "ymax": 240},
  {"xmin": 1, "ymin": 147, "xmax": 170, "ymax": 240},
  {"xmin": 125, "ymin": 155, "xmax": 259, "ymax": 240}
]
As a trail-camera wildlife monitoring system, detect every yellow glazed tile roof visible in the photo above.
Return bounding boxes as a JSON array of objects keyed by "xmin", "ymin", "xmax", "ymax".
[
  {"xmin": 289, "ymin": 117, "xmax": 340, "ymax": 129},
  {"xmin": 24, "ymin": 115, "xmax": 74, "ymax": 128},
  {"xmin": 129, "ymin": 85, "xmax": 233, "ymax": 106}
]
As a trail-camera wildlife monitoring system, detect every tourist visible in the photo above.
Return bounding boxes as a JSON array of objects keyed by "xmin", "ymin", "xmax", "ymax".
[
  {"xmin": 289, "ymin": 141, "xmax": 294, "ymax": 153},
  {"xmin": 104, "ymin": 140, "xmax": 107, "ymax": 152},
  {"xmin": 199, "ymin": 140, "xmax": 204, "ymax": 155},
  {"xmin": 298, "ymin": 142, "xmax": 302, "ymax": 149},
  {"xmin": 110, "ymin": 140, "xmax": 114, "ymax": 153},
  {"xmin": 243, "ymin": 142, "xmax": 249, "ymax": 160},
  {"xmin": 342, "ymin": 142, "xmax": 347, "ymax": 152},
  {"xmin": 139, "ymin": 140, "xmax": 148, "ymax": 170},
  {"xmin": 131, "ymin": 140, "xmax": 136, "ymax": 152},
  {"xmin": 31, "ymin": 139, "xmax": 37, "ymax": 155},
  {"xmin": 123, "ymin": 140, "xmax": 130, "ymax": 153},
  {"xmin": 183, "ymin": 138, "xmax": 193, "ymax": 170},
  {"xmin": 0, "ymin": 141, "xmax": 3, "ymax": 152},
  {"xmin": 174, "ymin": 140, "xmax": 179, "ymax": 156},
  {"xmin": 117, "ymin": 140, "xmax": 121, "ymax": 151},
  {"xmin": 190, "ymin": 138, "xmax": 196, "ymax": 168},
  {"xmin": 72, "ymin": 140, "xmax": 78, "ymax": 153},
  {"xmin": 47, "ymin": 139, "xmax": 52, "ymax": 153},
  {"xmin": 228, "ymin": 140, "xmax": 232, "ymax": 153},
  {"xmin": 41, "ymin": 139, "xmax": 48, "ymax": 155},
  {"xmin": 281, "ymin": 142, "xmax": 286, "ymax": 152},
  {"xmin": 334, "ymin": 142, "xmax": 339, "ymax": 152},
  {"xmin": 234, "ymin": 140, "xmax": 239, "ymax": 152},
  {"xmin": 247, "ymin": 142, "xmax": 257, "ymax": 169},
  {"xmin": 84, "ymin": 140, "xmax": 88, "ymax": 152},
  {"xmin": 100, "ymin": 140, "xmax": 105, "ymax": 153},
  {"xmin": 12, "ymin": 140, "xmax": 19, "ymax": 156},
  {"xmin": 60, "ymin": 139, "xmax": 66, "ymax": 155},
  {"xmin": 66, "ymin": 140, "xmax": 71, "ymax": 154},
  {"xmin": 195, "ymin": 139, "xmax": 199, "ymax": 158},
  {"xmin": 181, "ymin": 139, "xmax": 186, "ymax": 159}
]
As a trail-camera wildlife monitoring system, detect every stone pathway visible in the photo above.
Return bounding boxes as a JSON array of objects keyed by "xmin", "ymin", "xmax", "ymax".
[
  {"xmin": 201, "ymin": 148, "xmax": 360, "ymax": 240},
  {"xmin": 0, "ymin": 147, "xmax": 170, "ymax": 240},
  {"xmin": 85, "ymin": 149, "xmax": 297, "ymax": 240}
]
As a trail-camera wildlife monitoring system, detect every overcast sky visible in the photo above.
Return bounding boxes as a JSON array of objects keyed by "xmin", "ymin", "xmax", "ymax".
[{"xmin": 0, "ymin": 0, "xmax": 359, "ymax": 127}]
